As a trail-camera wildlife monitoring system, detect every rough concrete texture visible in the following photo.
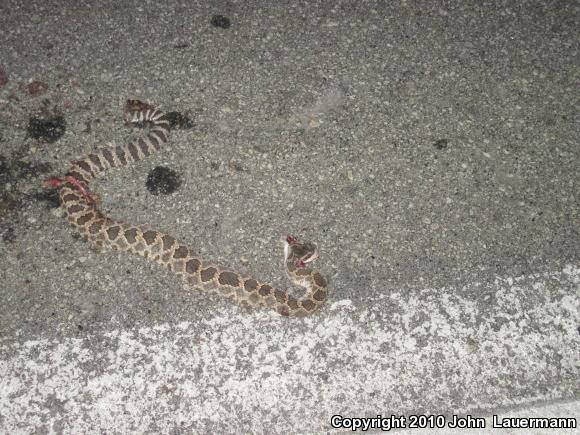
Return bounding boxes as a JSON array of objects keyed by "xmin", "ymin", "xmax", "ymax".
[{"xmin": 0, "ymin": 0, "xmax": 578, "ymax": 433}]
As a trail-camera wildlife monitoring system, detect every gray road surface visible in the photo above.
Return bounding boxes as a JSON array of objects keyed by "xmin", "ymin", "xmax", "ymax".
[{"xmin": 0, "ymin": 0, "xmax": 578, "ymax": 433}]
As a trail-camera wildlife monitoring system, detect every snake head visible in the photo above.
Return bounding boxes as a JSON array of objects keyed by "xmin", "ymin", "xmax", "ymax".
[{"xmin": 284, "ymin": 234, "xmax": 319, "ymax": 268}]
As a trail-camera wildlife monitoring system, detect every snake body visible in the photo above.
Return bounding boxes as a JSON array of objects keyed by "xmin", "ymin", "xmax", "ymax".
[{"xmin": 49, "ymin": 103, "xmax": 327, "ymax": 317}]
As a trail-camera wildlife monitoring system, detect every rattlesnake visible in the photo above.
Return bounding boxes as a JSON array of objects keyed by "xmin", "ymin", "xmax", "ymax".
[{"xmin": 45, "ymin": 101, "xmax": 327, "ymax": 317}]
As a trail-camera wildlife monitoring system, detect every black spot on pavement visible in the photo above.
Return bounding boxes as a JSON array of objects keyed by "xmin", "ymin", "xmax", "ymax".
[
  {"xmin": 0, "ymin": 155, "xmax": 7, "ymax": 176},
  {"xmin": 433, "ymin": 139, "xmax": 449, "ymax": 150},
  {"xmin": 34, "ymin": 189, "xmax": 61, "ymax": 208},
  {"xmin": 15, "ymin": 160, "xmax": 52, "ymax": 179},
  {"xmin": 0, "ymin": 192, "xmax": 19, "ymax": 223},
  {"xmin": 146, "ymin": 166, "xmax": 182, "ymax": 195},
  {"xmin": 27, "ymin": 115, "xmax": 66, "ymax": 143},
  {"xmin": 165, "ymin": 111, "xmax": 194, "ymax": 129},
  {"xmin": 2, "ymin": 226, "xmax": 16, "ymax": 243},
  {"xmin": 211, "ymin": 14, "xmax": 231, "ymax": 29}
]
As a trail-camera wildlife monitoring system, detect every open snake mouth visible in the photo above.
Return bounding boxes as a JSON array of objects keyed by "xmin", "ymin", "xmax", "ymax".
[{"xmin": 284, "ymin": 235, "xmax": 319, "ymax": 268}]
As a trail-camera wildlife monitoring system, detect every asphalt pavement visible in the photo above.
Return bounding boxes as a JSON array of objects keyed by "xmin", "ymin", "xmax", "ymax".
[{"xmin": 0, "ymin": 0, "xmax": 578, "ymax": 433}]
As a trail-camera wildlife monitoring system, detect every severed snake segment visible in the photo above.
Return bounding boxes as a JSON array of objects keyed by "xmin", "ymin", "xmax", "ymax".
[{"xmin": 45, "ymin": 102, "xmax": 328, "ymax": 317}]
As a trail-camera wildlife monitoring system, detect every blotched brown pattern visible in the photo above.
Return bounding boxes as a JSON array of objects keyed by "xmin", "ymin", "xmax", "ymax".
[{"xmin": 50, "ymin": 102, "xmax": 327, "ymax": 316}]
